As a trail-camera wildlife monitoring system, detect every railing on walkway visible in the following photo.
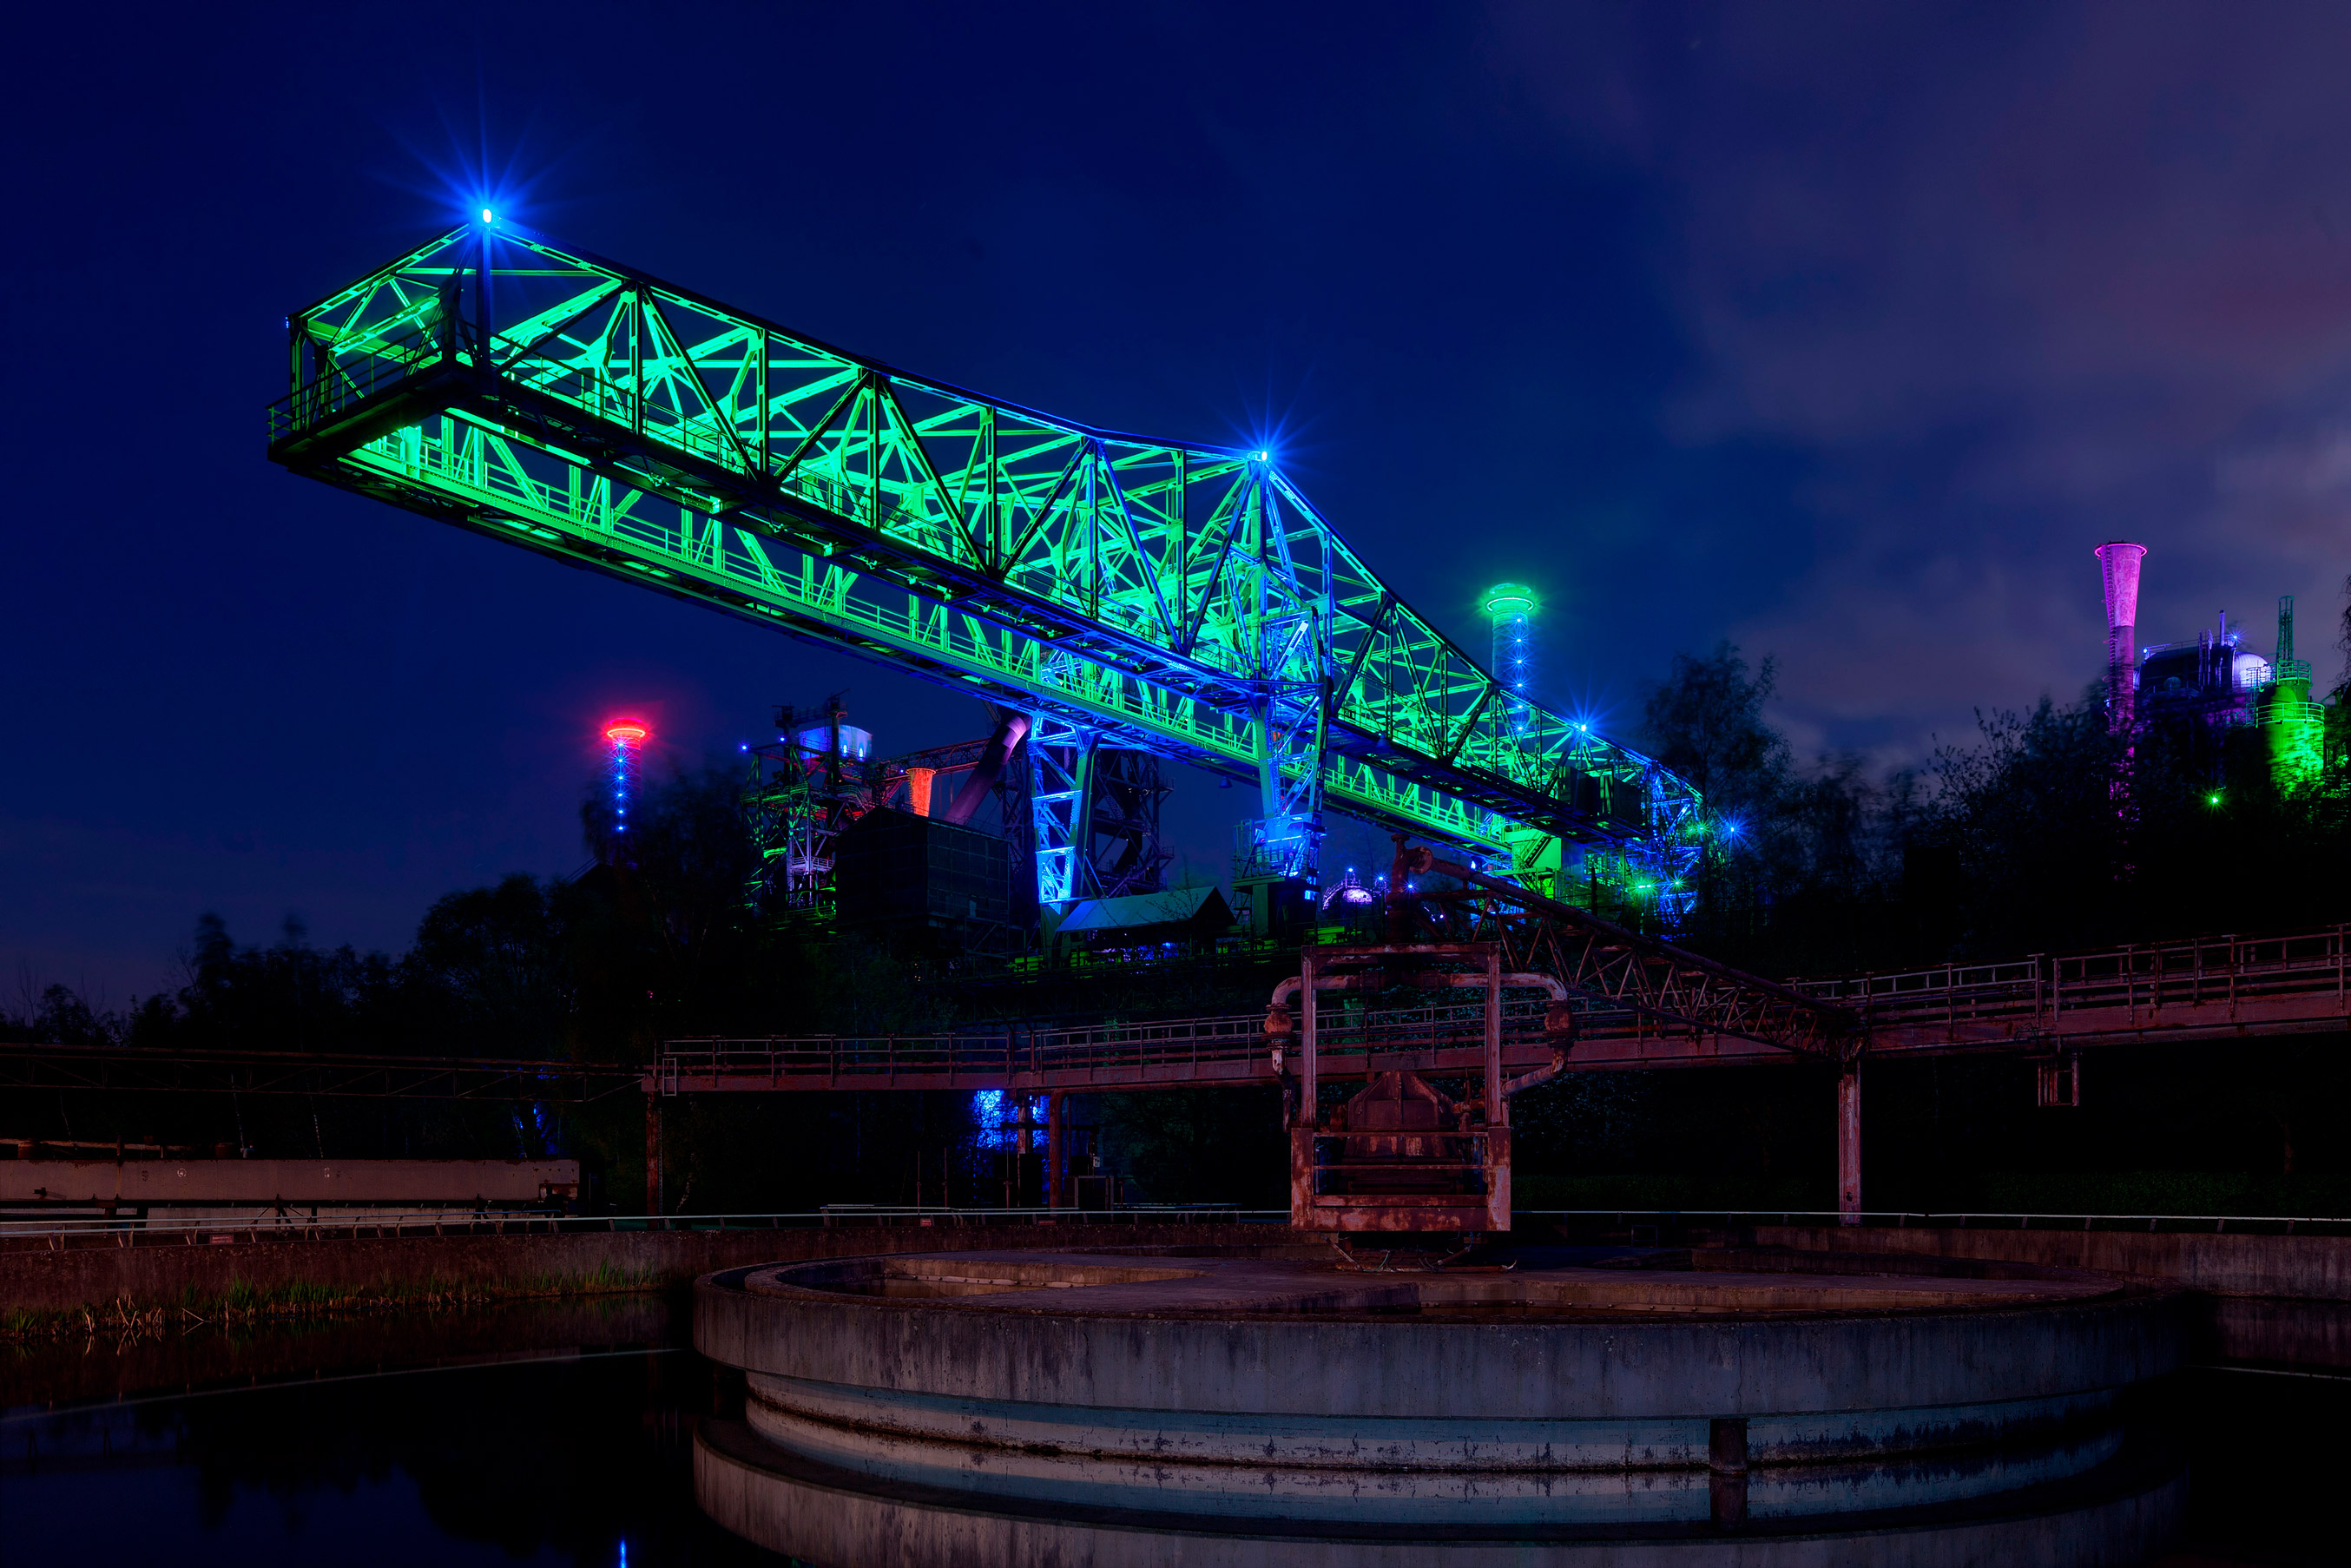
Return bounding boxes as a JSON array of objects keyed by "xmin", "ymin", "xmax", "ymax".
[
  {"xmin": 659, "ymin": 925, "xmax": 2351, "ymax": 1091},
  {"xmin": 1790, "ymin": 926, "xmax": 2351, "ymax": 1037},
  {"xmin": 661, "ymin": 1000, "xmax": 1560, "ymax": 1090},
  {"xmin": 1524, "ymin": 1209, "xmax": 2351, "ymax": 1236},
  {"xmin": 0, "ymin": 1205, "xmax": 1288, "ymax": 1249},
  {"xmin": 8, "ymin": 1205, "xmax": 2343, "ymax": 1249}
]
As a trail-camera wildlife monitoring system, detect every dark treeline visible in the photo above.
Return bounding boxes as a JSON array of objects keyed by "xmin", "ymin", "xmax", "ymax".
[
  {"xmin": 0, "ymin": 768, "xmax": 966, "ymax": 1213},
  {"xmin": 1643, "ymin": 641, "xmax": 2351, "ymax": 977},
  {"xmin": 1577, "ymin": 629, "xmax": 2351, "ymax": 1213}
]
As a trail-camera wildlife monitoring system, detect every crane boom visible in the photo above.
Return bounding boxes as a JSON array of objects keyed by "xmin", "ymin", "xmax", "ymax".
[{"xmin": 266, "ymin": 219, "xmax": 1699, "ymax": 910}]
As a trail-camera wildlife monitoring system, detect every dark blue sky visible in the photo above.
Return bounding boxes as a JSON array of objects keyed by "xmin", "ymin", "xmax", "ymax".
[{"xmin": 10, "ymin": 3, "xmax": 2351, "ymax": 1000}]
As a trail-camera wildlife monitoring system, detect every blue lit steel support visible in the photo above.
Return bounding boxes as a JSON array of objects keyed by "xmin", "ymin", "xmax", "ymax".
[
  {"xmin": 1028, "ymin": 714, "xmax": 1096, "ymax": 910},
  {"xmin": 1246, "ymin": 688, "xmax": 1327, "ymax": 906},
  {"xmin": 1632, "ymin": 766, "xmax": 1702, "ymax": 924},
  {"xmin": 1239, "ymin": 460, "xmax": 1329, "ymax": 909}
]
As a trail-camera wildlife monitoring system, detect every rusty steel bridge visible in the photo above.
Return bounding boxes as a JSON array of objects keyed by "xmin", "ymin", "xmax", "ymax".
[
  {"xmin": 654, "ymin": 926, "xmax": 2351, "ymax": 1095},
  {"xmin": 8, "ymin": 922, "xmax": 2344, "ymax": 1222}
]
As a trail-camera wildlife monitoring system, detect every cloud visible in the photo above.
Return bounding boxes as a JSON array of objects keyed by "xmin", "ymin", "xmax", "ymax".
[{"xmin": 1483, "ymin": 1, "xmax": 2351, "ymax": 755}]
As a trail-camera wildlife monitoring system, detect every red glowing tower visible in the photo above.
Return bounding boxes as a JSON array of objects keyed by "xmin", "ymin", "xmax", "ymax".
[{"xmin": 603, "ymin": 716, "xmax": 650, "ymax": 860}]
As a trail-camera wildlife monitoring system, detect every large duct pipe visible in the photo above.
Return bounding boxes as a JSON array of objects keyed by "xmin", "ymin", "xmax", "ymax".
[
  {"xmin": 2095, "ymin": 542, "xmax": 2147, "ymax": 735},
  {"xmin": 938, "ymin": 713, "xmax": 1031, "ymax": 826}
]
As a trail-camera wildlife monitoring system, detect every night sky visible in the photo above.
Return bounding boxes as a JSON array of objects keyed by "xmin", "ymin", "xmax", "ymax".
[{"xmin": 11, "ymin": 3, "xmax": 2351, "ymax": 1001}]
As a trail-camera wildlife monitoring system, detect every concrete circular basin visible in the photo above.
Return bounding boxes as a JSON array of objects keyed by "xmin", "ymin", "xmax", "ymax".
[{"xmin": 692, "ymin": 1242, "xmax": 2186, "ymax": 1558}]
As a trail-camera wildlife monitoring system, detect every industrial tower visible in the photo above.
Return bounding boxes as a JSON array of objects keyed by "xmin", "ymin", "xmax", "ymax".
[
  {"xmin": 2094, "ymin": 545, "xmax": 2335, "ymax": 795},
  {"xmin": 601, "ymin": 716, "xmax": 649, "ymax": 864},
  {"xmin": 1482, "ymin": 583, "xmax": 1537, "ymax": 741}
]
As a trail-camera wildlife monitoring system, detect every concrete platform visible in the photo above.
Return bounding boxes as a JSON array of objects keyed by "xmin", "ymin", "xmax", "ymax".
[{"xmin": 693, "ymin": 1242, "xmax": 2186, "ymax": 1548}]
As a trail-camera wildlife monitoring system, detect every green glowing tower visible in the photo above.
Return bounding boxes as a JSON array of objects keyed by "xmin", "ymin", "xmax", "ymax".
[{"xmin": 2260, "ymin": 595, "xmax": 2324, "ymax": 791}]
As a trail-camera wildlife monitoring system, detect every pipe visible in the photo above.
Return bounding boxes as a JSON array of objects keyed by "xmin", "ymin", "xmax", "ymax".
[
  {"xmin": 2095, "ymin": 542, "xmax": 2146, "ymax": 735},
  {"xmin": 938, "ymin": 714, "xmax": 1030, "ymax": 825},
  {"xmin": 1503, "ymin": 1051, "xmax": 1569, "ymax": 1097},
  {"xmin": 1268, "ymin": 969, "xmax": 1569, "ymax": 1006}
]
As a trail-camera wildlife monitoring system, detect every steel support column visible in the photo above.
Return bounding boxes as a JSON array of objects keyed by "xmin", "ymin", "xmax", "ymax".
[
  {"xmin": 1836, "ymin": 1059, "xmax": 1862, "ymax": 1225},
  {"xmin": 1028, "ymin": 714, "xmax": 1096, "ymax": 912},
  {"xmin": 645, "ymin": 1095, "xmax": 664, "ymax": 1220},
  {"xmin": 1046, "ymin": 1090, "xmax": 1064, "ymax": 1210}
]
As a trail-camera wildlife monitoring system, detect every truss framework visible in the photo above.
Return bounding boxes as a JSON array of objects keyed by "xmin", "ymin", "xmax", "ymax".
[
  {"xmin": 1392, "ymin": 846, "xmax": 1858, "ymax": 1059},
  {"xmin": 267, "ymin": 221, "xmax": 1699, "ymax": 899}
]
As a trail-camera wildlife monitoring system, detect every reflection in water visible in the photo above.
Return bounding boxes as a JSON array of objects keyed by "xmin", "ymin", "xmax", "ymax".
[
  {"xmin": 0, "ymin": 1301, "xmax": 2344, "ymax": 1565},
  {"xmin": 700, "ymin": 1413, "xmax": 2188, "ymax": 1564},
  {"xmin": 3, "ymin": 1302, "xmax": 766, "ymax": 1567}
]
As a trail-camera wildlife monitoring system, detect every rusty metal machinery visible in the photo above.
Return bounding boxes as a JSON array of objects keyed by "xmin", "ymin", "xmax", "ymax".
[
  {"xmin": 1255, "ymin": 845, "xmax": 1859, "ymax": 1235},
  {"xmin": 1267, "ymin": 944, "xmax": 1575, "ymax": 1234}
]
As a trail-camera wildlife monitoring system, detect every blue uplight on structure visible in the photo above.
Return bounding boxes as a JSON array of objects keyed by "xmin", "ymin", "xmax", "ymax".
[
  {"xmin": 481, "ymin": 208, "xmax": 495, "ymax": 223},
  {"xmin": 972, "ymin": 1088, "xmax": 1008, "ymax": 1148}
]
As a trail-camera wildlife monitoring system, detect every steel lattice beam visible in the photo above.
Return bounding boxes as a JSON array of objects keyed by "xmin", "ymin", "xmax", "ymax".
[
  {"xmin": 1394, "ymin": 846, "xmax": 1859, "ymax": 1058},
  {"xmin": 265, "ymin": 221, "xmax": 1699, "ymax": 890}
]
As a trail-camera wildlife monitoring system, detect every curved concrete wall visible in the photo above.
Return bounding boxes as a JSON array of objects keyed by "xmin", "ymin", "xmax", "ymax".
[
  {"xmin": 695, "ymin": 1265, "xmax": 2185, "ymax": 1426},
  {"xmin": 692, "ymin": 1248, "xmax": 2189, "ymax": 1555}
]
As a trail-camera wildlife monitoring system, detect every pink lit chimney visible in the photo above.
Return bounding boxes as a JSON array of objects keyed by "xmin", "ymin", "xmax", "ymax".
[{"xmin": 2095, "ymin": 541, "xmax": 2147, "ymax": 734}]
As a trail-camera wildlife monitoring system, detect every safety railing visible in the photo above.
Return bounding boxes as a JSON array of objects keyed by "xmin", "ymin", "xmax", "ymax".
[
  {"xmin": 266, "ymin": 326, "xmax": 452, "ymax": 443},
  {"xmin": 1788, "ymin": 925, "xmax": 2351, "ymax": 1032},
  {"xmin": 657, "ymin": 1018, "xmax": 1261, "ymax": 1089},
  {"xmin": 662, "ymin": 999, "xmax": 1574, "ymax": 1089},
  {"xmin": 0, "ymin": 1204, "xmax": 1290, "ymax": 1248},
  {"xmin": 1522, "ymin": 1209, "xmax": 2351, "ymax": 1235},
  {"xmin": 11, "ymin": 1204, "xmax": 2344, "ymax": 1248}
]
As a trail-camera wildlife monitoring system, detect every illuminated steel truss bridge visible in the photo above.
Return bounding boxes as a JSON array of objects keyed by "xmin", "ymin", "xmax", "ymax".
[{"xmin": 266, "ymin": 219, "xmax": 1699, "ymax": 917}]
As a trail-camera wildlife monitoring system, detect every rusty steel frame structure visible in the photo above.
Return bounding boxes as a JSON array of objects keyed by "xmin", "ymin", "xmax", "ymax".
[
  {"xmin": 15, "ymin": 926, "xmax": 2344, "ymax": 1224},
  {"xmin": 649, "ymin": 922, "xmax": 2351, "ymax": 1094},
  {"xmin": 1273, "ymin": 944, "xmax": 1576, "ymax": 1234},
  {"xmin": 652, "ymin": 919, "xmax": 2351, "ymax": 1225},
  {"xmin": 1393, "ymin": 847, "xmax": 1858, "ymax": 1062}
]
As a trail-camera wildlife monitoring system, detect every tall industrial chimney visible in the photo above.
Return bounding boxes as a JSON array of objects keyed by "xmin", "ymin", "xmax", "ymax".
[{"xmin": 2094, "ymin": 542, "xmax": 2146, "ymax": 734}]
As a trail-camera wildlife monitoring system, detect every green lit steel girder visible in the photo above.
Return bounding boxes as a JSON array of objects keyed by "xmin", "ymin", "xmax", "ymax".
[{"xmin": 266, "ymin": 221, "xmax": 1697, "ymax": 863}]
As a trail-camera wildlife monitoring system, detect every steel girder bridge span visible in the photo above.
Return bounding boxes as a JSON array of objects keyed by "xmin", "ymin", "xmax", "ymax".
[
  {"xmin": 7, "ymin": 924, "xmax": 2340, "ymax": 1223},
  {"xmin": 266, "ymin": 218, "xmax": 1702, "ymax": 919}
]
